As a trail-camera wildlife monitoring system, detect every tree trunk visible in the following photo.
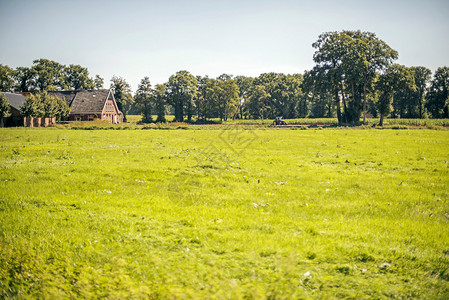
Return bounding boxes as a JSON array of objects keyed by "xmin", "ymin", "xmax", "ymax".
[
  {"xmin": 340, "ymin": 81, "xmax": 348, "ymax": 124},
  {"xmin": 351, "ymin": 81, "xmax": 356, "ymax": 124},
  {"xmin": 363, "ymin": 83, "xmax": 367, "ymax": 124},
  {"xmin": 187, "ymin": 101, "xmax": 192, "ymax": 121},
  {"xmin": 379, "ymin": 113, "xmax": 384, "ymax": 126},
  {"xmin": 419, "ymin": 91, "xmax": 423, "ymax": 119},
  {"xmin": 175, "ymin": 101, "xmax": 183, "ymax": 122},
  {"xmin": 334, "ymin": 87, "xmax": 342, "ymax": 126}
]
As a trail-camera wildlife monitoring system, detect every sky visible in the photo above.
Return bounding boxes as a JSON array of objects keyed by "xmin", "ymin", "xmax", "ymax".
[{"xmin": 1, "ymin": 0, "xmax": 448, "ymax": 93}]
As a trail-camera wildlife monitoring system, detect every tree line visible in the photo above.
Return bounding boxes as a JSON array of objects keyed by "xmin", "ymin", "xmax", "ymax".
[
  {"xmin": 1, "ymin": 31, "xmax": 448, "ymax": 124},
  {"xmin": 0, "ymin": 59, "xmax": 104, "ymax": 92},
  {"xmin": 134, "ymin": 72, "xmax": 306, "ymax": 123}
]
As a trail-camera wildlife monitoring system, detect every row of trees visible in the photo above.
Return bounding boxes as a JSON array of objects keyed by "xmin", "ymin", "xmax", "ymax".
[
  {"xmin": 0, "ymin": 59, "xmax": 104, "ymax": 93},
  {"xmin": 131, "ymin": 66, "xmax": 447, "ymax": 124},
  {"xmin": 130, "ymin": 29, "xmax": 447, "ymax": 123},
  {"xmin": 20, "ymin": 92, "xmax": 70, "ymax": 120},
  {"xmin": 1, "ymin": 32, "xmax": 448, "ymax": 124},
  {"xmin": 130, "ymin": 71, "xmax": 305, "ymax": 123}
]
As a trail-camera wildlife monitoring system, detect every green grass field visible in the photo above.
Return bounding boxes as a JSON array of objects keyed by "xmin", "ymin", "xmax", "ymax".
[
  {"xmin": 1, "ymin": 127, "xmax": 449, "ymax": 298},
  {"xmin": 56, "ymin": 116, "xmax": 449, "ymax": 132}
]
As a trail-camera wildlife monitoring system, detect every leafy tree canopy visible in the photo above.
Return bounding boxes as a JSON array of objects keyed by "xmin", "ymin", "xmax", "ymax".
[
  {"xmin": 0, "ymin": 93, "xmax": 10, "ymax": 119},
  {"xmin": 110, "ymin": 76, "xmax": 133, "ymax": 121},
  {"xmin": 426, "ymin": 66, "xmax": 449, "ymax": 118},
  {"xmin": 135, "ymin": 77, "xmax": 153, "ymax": 123},
  {"xmin": 0, "ymin": 64, "xmax": 16, "ymax": 92},
  {"xmin": 166, "ymin": 70, "xmax": 197, "ymax": 122},
  {"xmin": 21, "ymin": 92, "xmax": 70, "ymax": 120}
]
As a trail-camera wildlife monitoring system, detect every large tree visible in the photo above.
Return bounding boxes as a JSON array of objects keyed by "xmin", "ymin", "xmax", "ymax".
[
  {"xmin": 195, "ymin": 75, "xmax": 212, "ymax": 121},
  {"xmin": 93, "ymin": 75, "xmax": 104, "ymax": 90},
  {"xmin": 312, "ymin": 31, "xmax": 398, "ymax": 125},
  {"xmin": 110, "ymin": 76, "xmax": 133, "ymax": 122},
  {"xmin": 392, "ymin": 66, "xmax": 431, "ymax": 118},
  {"xmin": 285, "ymin": 74, "xmax": 305, "ymax": 118},
  {"xmin": 234, "ymin": 76, "xmax": 254, "ymax": 119},
  {"xmin": 376, "ymin": 64, "xmax": 416, "ymax": 126},
  {"xmin": 245, "ymin": 85, "xmax": 270, "ymax": 119},
  {"xmin": 0, "ymin": 64, "xmax": 15, "ymax": 92},
  {"xmin": 165, "ymin": 70, "xmax": 197, "ymax": 122},
  {"xmin": 249, "ymin": 73, "xmax": 304, "ymax": 119},
  {"xmin": 344, "ymin": 31, "xmax": 398, "ymax": 123},
  {"xmin": 426, "ymin": 66, "xmax": 449, "ymax": 118},
  {"xmin": 64, "ymin": 64, "xmax": 94, "ymax": 90},
  {"xmin": 0, "ymin": 93, "xmax": 10, "ymax": 127},
  {"xmin": 411, "ymin": 66, "xmax": 432, "ymax": 119},
  {"xmin": 312, "ymin": 32, "xmax": 347, "ymax": 125},
  {"xmin": 13, "ymin": 67, "xmax": 33, "ymax": 92},
  {"xmin": 215, "ymin": 79, "xmax": 240, "ymax": 121},
  {"xmin": 152, "ymin": 84, "xmax": 167, "ymax": 123},
  {"xmin": 195, "ymin": 77, "xmax": 240, "ymax": 121},
  {"xmin": 28, "ymin": 59, "xmax": 67, "ymax": 92},
  {"xmin": 134, "ymin": 77, "xmax": 153, "ymax": 123},
  {"xmin": 302, "ymin": 69, "xmax": 334, "ymax": 118}
]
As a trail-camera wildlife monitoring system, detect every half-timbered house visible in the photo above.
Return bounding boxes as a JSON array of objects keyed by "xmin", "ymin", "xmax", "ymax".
[{"xmin": 50, "ymin": 89, "xmax": 123, "ymax": 123}]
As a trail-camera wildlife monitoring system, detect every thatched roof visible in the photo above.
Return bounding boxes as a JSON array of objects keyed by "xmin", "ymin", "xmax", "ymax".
[
  {"xmin": 48, "ymin": 91, "xmax": 77, "ymax": 107},
  {"xmin": 50, "ymin": 89, "xmax": 113, "ymax": 114}
]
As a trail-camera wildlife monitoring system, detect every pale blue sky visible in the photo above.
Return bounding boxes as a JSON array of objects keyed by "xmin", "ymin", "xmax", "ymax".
[{"xmin": 1, "ymin": 0, "xmax": 448, "ymax": 93}]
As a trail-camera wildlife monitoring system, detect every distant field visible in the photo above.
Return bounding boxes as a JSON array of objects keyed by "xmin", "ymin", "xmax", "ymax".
[
  {"xmin": 222, "ymin": 118, "xmax": 449, "ymax": 127},
  {"xmin": 1, "ymin": 128, "xmax": 449, "ymax": 298},
  {"xmin": 121, "ymin": 115, "xmax": 449, "ymax": 128}
]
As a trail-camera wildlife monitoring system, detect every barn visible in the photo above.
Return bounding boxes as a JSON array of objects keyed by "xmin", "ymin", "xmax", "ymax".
[
  {"xmin": 50, "ymin": 89, "xmax": 123, "ymax": 123},
  {"xmin": 0, "ymin": 92, "xmax": 26, "ymax": 126}
]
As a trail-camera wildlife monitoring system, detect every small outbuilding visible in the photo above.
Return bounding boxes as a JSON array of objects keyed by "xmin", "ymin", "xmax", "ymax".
[{"xmin": 0, "ymin": 92, "xmax": 26, "ymax": 126}]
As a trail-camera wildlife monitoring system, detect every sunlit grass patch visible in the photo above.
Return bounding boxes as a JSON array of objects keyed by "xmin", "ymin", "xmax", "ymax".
[{"xmin": 0, "ymin": 128, "xmax": 448, "ymax": 298}]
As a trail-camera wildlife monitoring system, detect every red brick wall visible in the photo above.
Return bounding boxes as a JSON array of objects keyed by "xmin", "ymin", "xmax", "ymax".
[
  {"xmin": 23, "ymin": 117, "xmax": 56, "ymax": 127},
  {"xmin": 102, "ymin": 99, "xmax": 121, "ymax": 123}
]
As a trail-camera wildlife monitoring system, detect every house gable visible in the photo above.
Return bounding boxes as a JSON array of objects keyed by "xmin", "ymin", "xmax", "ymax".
[
  {"xmin": 101, "ymin": 90, "xmax": 120, "ymax": 114},
  {"xmin": 100, "ymin": 90, "xmax": 123, "ymax": 123}
]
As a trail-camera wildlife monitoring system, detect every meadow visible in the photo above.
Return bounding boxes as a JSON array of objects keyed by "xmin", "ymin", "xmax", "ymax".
[
  {"xmin": 126, "ymin": 115, "xmax": 449, "ymax": 127},
  {"xmin": 61, "ymin": 116, "xmax": 449, "ymax": 131},
  {"xmin": 1, "ymin": 126, "xmax": 449, "ymax": 298}
]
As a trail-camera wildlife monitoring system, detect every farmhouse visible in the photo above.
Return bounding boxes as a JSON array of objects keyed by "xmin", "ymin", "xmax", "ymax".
[
  {"xmin": 1, "ymin": 92, "xmax": 26, "ymax": 126},
  {"xmin": 50, "ymin": 89, "xmax": 123, "ymax": 123}
]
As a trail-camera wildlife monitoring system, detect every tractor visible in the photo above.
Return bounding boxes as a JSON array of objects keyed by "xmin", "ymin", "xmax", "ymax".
[{"xmin": 273, "ymin": 116, "xmax": 287, "ymax": 125}]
